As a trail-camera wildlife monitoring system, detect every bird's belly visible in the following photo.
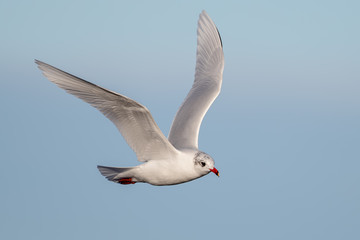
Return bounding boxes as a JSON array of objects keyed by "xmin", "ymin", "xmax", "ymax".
[{"xmin": 136, "ymin": 160, "xmax": 200, "ymax": 186}]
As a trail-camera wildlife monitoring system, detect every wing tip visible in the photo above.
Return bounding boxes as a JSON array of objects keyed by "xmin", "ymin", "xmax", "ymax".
[
  {"xmin": 198, "ymin": 10, "xmax": 223, "ymax": 49},
  {"xmin": 34, "ymin": 59, "xmax": 44, "ymax": 66},
  {"xmin": 34, "ymin": 59, "xmax": 52, "ymax": 72},
  {"xmin": 34, "ymin": 59, "xmax": 41, "ymax": 68},
  {"xmin": 216, "ymin": 27, "xmax": 223, "ymax": 48},
  {"xmin": 200, "ymin": 9, "xmax": 207, "ymax": 16}
]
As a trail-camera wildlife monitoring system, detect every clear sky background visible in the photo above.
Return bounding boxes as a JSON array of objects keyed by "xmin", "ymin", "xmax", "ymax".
[{"xmin": 1, "ymin": 0, "xmax": 359, "ymax": 239}]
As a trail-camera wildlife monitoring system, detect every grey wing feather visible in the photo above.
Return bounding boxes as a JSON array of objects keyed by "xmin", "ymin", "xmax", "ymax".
[
  {"xmin": 35, "ymin": 60, "xmax": 178, "ymax": 161},
  {"xmin": 168, "ymin": 11, "xmax": 224, "ymax": 150}
]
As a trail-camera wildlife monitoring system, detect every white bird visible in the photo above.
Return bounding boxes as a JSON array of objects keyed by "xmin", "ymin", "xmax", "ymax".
[{"xmin": 35, "ymin": 10, "xmax": 224, "ymax": 186}]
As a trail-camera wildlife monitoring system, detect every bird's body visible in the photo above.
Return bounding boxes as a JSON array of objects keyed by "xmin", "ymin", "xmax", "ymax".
[
  {"xmin": 98, "ymin": 150, "xmax": 215, "ymax": 185},
  {"xmin": 135, "ymin": 150, "xmax": 201, "ymax": 186},
  {"xmin": 36, "ymin": 11, "xmax": 224, "ymax": 186}
]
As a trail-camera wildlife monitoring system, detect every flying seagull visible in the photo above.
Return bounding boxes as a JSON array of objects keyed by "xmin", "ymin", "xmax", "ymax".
[{"xmin": 35, "ymin": 10, "xmax": 224, "ymax": 186}]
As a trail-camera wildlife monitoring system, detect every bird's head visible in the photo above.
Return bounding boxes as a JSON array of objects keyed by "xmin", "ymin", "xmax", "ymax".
[{"xmin": 194, "ymin": 151, "xmax": 219, "ymax": 177}]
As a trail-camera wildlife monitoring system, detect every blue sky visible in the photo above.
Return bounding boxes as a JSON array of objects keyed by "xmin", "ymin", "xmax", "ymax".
[{"xmin": 1, "ymin": 0, "xmax": 359, "ymax": 239}]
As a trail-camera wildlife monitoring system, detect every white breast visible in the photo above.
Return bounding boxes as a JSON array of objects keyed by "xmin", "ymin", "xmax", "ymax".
[{"xmin": 134, "ymin": 151, "xmax": 202, "ymax": 185}]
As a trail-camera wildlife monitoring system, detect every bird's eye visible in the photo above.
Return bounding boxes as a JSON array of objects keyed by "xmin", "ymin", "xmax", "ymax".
[{"xmin": 200, "ymin": 161, "xmax": 206, "ymax": 167}]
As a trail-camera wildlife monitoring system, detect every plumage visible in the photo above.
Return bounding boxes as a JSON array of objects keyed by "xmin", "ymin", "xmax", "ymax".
[{"xmin": 36, "ymin": 10, "xmax": 223, "ymax": 186}]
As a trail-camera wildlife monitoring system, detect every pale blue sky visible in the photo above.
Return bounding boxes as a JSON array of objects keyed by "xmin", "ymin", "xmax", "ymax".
[{"xmin": 1, "ymin": 0, "xmax": 359, "ymax": 239}]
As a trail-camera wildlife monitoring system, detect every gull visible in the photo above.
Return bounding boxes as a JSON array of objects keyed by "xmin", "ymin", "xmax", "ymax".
[{"xmin": 35, "ymin": 10, "xmax": 224, "ymax": 186}]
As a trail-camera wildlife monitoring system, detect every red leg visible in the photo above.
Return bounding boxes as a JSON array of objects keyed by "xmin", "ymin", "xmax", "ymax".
[{"xmin": 118, "ymin": 178, "xmax": 136, "ymax": 185}]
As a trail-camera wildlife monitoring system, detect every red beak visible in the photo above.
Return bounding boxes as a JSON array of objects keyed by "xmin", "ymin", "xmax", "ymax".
[{"xmin": 210, "ymin": 167, "xmax": 219, "ymax": 177}]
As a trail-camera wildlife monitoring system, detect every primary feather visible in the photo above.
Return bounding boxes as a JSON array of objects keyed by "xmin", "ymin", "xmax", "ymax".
[{"xmin": 168, "ymin": 10, "xmax": 224, "ymax": 150}]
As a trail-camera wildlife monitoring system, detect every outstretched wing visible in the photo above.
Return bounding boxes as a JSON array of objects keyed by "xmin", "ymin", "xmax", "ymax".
[
  {"xmin": 168, "ymin": 11, "xmax": 224, "ymax": 150},
  {"xmin": 36, "ymin": 60, "xmax": 178, "ymax": 161}
]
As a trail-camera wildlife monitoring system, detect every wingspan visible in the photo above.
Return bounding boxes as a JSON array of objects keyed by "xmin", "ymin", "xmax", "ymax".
[
  {"xmin": 168, "ymin": 11, "xmax": 224, "ymax": 150},
  {"xmin": 35, "ymin": 60, "xmax": 178, "ymax": 161}
]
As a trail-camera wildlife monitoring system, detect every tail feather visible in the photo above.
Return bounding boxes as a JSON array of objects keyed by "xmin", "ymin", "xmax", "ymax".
[{"xmin": 97, "ymin": 165, "xmax": 134, "ymax": 182}]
